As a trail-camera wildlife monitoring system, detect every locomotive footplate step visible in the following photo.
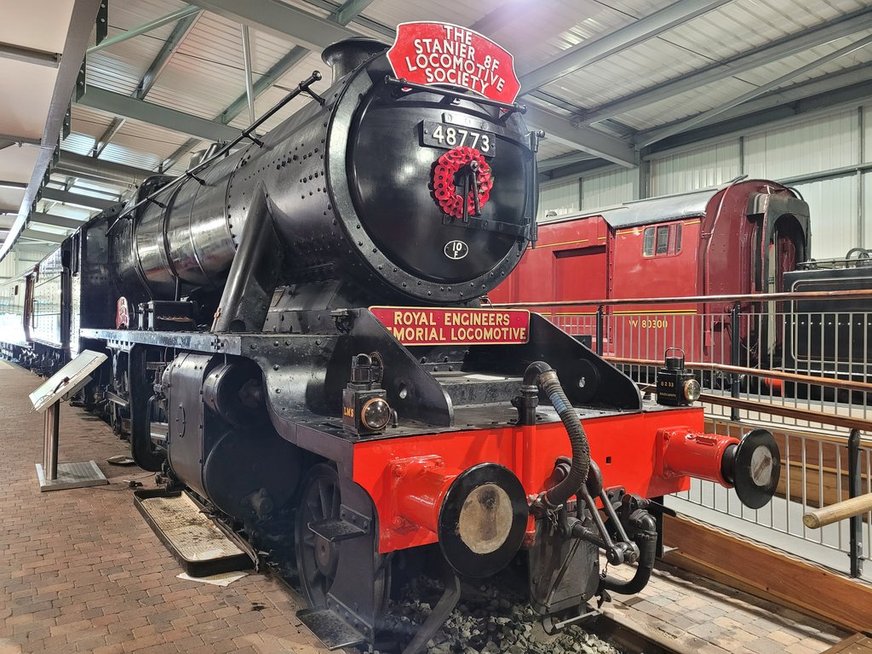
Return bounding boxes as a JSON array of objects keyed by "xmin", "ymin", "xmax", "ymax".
[
  {"xmin": 308, "ymin": 518, "xmax": 367, "ymax": 542},
  {"xmin": 133, "ymin": 488, "xmax": 253, "ymax": 577},
  {"xmin": 35, "ymin": 460, "xmax": 107, "ymax": 492},
  {"xmin": 296, "ymin": 608, "xmax": 367, "ymax": 650}
]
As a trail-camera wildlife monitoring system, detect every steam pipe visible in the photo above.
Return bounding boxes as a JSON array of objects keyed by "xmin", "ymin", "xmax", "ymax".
[{"xmin": 523, "ymin": 362, "xmax": 590, "ymax": 507}]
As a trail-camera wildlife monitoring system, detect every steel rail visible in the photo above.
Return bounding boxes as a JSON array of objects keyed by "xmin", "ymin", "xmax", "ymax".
[
  {"xmin": 489, "ymin": 287, "xmax": 872, "ymax": 308},
  {"xmin": 590, "ymin": 610, "xmax": 689, "ymax": 654}
]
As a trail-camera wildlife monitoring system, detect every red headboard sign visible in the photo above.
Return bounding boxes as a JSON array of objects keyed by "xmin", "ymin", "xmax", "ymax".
[{"xmin": 386, "ymin": 22, "xmax": 521, "ymax": 105}]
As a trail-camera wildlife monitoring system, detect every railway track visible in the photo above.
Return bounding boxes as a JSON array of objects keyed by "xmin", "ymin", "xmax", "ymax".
[
  {"xmin": 589, "ymin": 612, "xmax": 687, "ymax": 654},
  {"xmin": 335, "ymin": 567, "xmax": 691, "ymax": 654}
]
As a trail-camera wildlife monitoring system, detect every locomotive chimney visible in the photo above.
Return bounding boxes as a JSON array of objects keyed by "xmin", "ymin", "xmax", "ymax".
[{"xmin": 322, "ymin": 38, "xmax": 387, "ymax": 82}]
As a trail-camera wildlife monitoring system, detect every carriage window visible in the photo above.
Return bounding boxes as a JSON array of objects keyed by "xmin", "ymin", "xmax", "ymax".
[
  {"xmin": 656, "ymin": 226, "xmax": 669, "ymax": 254},
  {"xmin": 643, "ymin": 224, "xmax": 682, "ymax": 256},
  {"xmin": 643, "ymin": 227, "xmax": 655, "ymax": 256},
  {"xmin": 13, "ymin": 285, "xmax": 18, "ymax": 295}
]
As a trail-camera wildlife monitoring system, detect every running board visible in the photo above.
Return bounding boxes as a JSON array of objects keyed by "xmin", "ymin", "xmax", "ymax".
[
  {"xmin": 296, "ymin": 608, "xmax": 367, "ymax": 650},
  {"xmin": 134, "ymin": 488, "xmax": 253, "ymax": 577}
]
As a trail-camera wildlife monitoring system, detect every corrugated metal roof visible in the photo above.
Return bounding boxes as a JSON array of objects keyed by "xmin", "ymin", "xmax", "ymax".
[
  {"xmin": 536, "ymin": 140, "xmax": 576, "ymax": 162},
  {"xmin": 111, "ymin": 119, "xmax": 192, "ymax": 158},
  {"xmin": 535, "ymin": 0, "xmax": 872, "ymax": 118},
  {"xmin": 618, "ymin": 29, "xmax": 872, "ymax": 131},
  {"xmin": 60, "ymin": 132, "xmax": 97, "ymax": 157},
  {"xmin": 86, "ymin": 0, "xmax": 185, "ymax": 95},
  {"xmin": 541, "ymin": 36, "xmax": 713, "ymax": 110},
  {"xmin": 736, "ymin": 29, "xmax": 872, "ymax": 87},
  {"xmin": 664, "ymin": 0, "xmax": 868, "ymax": 62},
  {"xmin": 145, "ymin": 11, "xmax": 300, "ymax": 121},
  {"xmin": 55, "ymin": 0, "xmax": 872, "ymax": 183},
  {"xmin": 618, "ymin": 77, "xmax": 753, "ymax": 131}
]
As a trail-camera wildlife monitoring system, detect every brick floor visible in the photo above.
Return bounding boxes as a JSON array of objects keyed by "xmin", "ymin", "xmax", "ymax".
[
  {"xmin": 609, "ymin": 559, "xmax": 849, "ymax": 653},
  {"xmin": 0, "ymin": 362, "xmax": 330, "ymax": 654}
]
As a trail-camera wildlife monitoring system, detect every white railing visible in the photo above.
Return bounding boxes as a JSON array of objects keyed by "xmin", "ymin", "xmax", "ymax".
[{"xmin": 494, "ymin": 290, "xmax": 872, "ymax": 579}]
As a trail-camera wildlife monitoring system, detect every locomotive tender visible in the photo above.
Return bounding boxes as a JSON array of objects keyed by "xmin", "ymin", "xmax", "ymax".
[{"xmin": 0, "ymin": 25, "xmax": 781, "ymax": 651}]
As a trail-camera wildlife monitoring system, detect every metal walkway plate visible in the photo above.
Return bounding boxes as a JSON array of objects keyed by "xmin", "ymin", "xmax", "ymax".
[
  {"xmin": 36, "ymin": 460, "xmax": 108, "ymax": 492},
  {"xmin": 297, "ymin": 608, "xmax": 367, "ymax": 650},
  {"xmin": 135, "ymin": 489, "xmax": 252, "ymax": 577}
]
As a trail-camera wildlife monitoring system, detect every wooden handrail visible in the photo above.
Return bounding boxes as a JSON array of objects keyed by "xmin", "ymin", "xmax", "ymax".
[
  {"xmin": 608, "ymin": 355, "xmax": 872, "ymax": 394},
  {"xmin": 699, "ymin": 393, "xmax": 872, "ymax": 433},
  {"xmin": 803, "ymin": 493, "xmax": 872, "ymax": 528},
  {"xmin": 489, "ymin": 287, "xmax": 872, "ymax": 308}
]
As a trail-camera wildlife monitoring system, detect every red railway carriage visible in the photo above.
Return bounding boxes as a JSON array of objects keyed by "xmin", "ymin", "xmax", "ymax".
[{"xmin": 490, "ymin": 179, "xmax": 810, "ymax": 365}]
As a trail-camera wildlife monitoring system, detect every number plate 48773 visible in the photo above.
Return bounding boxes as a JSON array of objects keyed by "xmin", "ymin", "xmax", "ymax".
[{"xmin": 422, "ymin": 121, "xmax": 495, "ymax": 156}]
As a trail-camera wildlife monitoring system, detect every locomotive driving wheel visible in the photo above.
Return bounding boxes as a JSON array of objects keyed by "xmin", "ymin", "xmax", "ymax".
[
  {"xmin": 295, "ymin": 464, "xmax": 391, "ymax": 617},
  {"xmin": 296, "ymin": 464, "xmax": 342, "ymax": 606}
]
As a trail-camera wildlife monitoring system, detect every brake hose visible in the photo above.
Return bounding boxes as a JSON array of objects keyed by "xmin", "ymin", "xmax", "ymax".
[
  {"xmin": 600, "ymin": 511, "xmax": 658, "ymax": 595},
  {"xmin": 523, "ymin": 361, "xmax": 590, "ymax": 507}
]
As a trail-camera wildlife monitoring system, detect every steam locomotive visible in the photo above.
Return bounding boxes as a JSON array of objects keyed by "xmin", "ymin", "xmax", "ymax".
[{"xmin": 0, "ymin": 25, "xmax": 780, "ymax": 652}]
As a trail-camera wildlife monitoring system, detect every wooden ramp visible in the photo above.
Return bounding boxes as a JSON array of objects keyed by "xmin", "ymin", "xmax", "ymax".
[{"xmin": 824, "ymin": 634, "xmax": 872, "ymax": 654}]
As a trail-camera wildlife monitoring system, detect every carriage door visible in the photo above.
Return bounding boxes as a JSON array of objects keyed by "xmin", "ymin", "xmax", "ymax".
[
  {"xmin": 764, "ymin": 216, "xmax": 805, "ymax": 354},
  {"xmin": 552, "ymin": 245, "xmax": 608, "ymax": 344}
]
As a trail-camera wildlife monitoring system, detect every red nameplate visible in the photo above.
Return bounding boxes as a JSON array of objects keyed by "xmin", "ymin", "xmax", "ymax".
[
  {"xmin": 386, "ymin": 22, "xmax": 521, "ymax": 105},
  {"xmin": 370, "ymin": 307, "xmax": 530, "ymax": 346}
]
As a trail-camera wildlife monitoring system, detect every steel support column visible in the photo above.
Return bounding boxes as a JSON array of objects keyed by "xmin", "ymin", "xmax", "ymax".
[
  {"xmin": 241, "ymin": 25, "xmax": 256, "ymax": 124},
  {"xmin": 0, "ymin": 42, "xmax": 60, "ymax": 67},
  {"xmin": 75, "ymin": 86, "xmax": 240, "ymax": 142},
  {"xmin": 40, "ymin": 188, "xmax": 116, "ymax": 210},
  {"xmin": 87, "ymin": 6, "xmax": 201, "ymax": 54}
]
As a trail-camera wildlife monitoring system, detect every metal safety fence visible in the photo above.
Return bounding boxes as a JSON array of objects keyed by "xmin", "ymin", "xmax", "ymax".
[{"xmin": 493, "ymin": 289, "xmax": 872, "ymax": 580}]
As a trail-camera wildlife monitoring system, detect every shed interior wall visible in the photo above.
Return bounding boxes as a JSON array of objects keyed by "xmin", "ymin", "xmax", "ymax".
[
  {"xmin": 580, "ymin": 167, "xmax": 637, "ymax": 211},
  {"xmin": 541, "ymin": 101, "xmax": 872, "ymax": 260}
]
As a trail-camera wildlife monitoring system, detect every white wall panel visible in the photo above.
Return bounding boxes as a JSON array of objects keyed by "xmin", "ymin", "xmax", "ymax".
[
  {"xmin": 0, "ymin": 245, "xmax": 55, "ymax": 279},
  {"xmin": 539, "ymin": 105, "xmax": 870, "ymax": 259},
  {"xmin": 744, "ymin": 110, "xmax": 858, "ymax": 180},
  {"xmin": 539, "ymin": 178, "xmax": 579, "ymax": 219},
  {"xmin": 649, "ymin": 140, "xmax": 741, "ymax": 196},
  {"xmin": 0, "ymin": 252, "xmax": 18, "ymax": 279},
  {"xmin": 580, "ymin": 167, "xmax": 636, "ymax": 210},
  {"xmin": 793, "ymin": 176, "xmax": 858, "ymax": 260}
]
